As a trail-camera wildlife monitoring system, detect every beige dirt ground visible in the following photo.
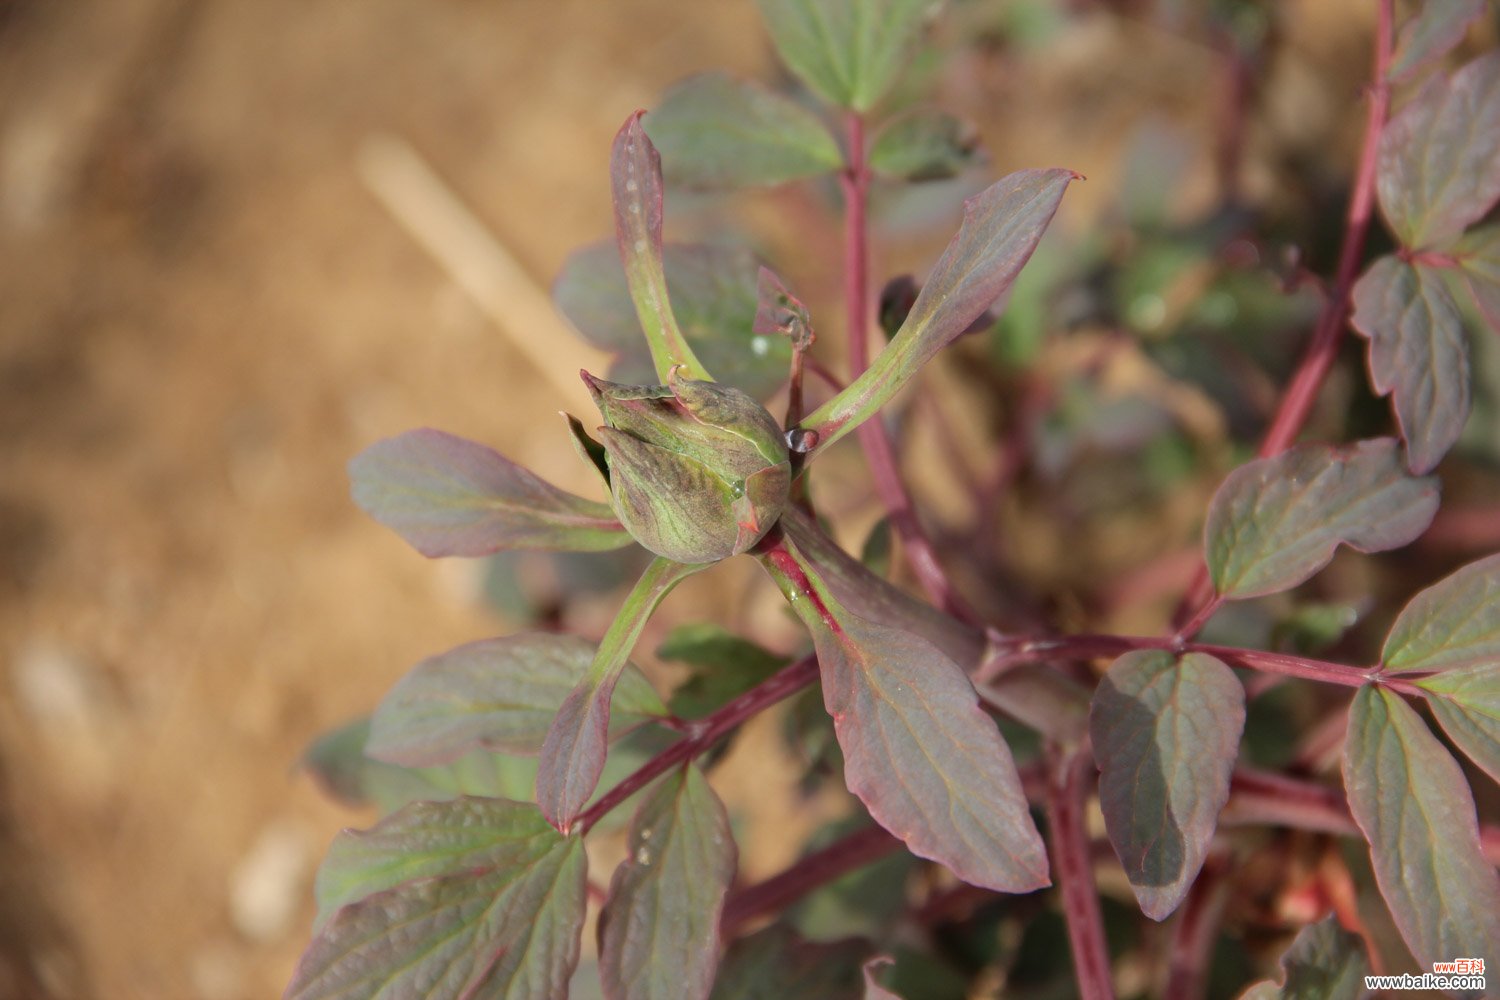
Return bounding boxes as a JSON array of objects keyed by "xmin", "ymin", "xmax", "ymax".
[{"xmin": 0, "ymin": 2, "xmax": 1370, "ymax": 996}]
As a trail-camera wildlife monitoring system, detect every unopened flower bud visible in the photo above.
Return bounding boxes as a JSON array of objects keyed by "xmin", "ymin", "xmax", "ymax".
[{"xmin": 581, "ymin": 370, "xmax": 790, "ymax": 563}]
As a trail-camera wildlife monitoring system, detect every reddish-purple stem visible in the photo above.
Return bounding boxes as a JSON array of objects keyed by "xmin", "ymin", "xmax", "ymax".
[
  {"xmin": 838, "ymin": 110, "xmax": 979, "ymax": 625},
  {"xmin": 1162, "ymin": 853, "xmax": 1231, "ymax": 1000},
  {"xmin": 1044, "ymin": 744, "xmax": 1115, "ymax": 1000},
  {"xmin": 720, "ymin": 824, "xmax": 902, "ymax": 935},
  {"xmin": 1173, "ymin": 0, "xmax": 1394, "ymax": 630},
  {"xmin": 572, "ymin": 655, "xmax": 818, "ymax": 835},
  {"xmin": 983, "ymin": 632, "xmax": 1427, "ymax": 695}
]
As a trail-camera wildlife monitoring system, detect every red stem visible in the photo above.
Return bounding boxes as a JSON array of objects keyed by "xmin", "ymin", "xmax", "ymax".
[
  {"xmin": 1162, "ymin": 854, "xmax": 1231, "ymax": 1000},
  {"xmin": 1173, "ymin": 0, "xmax": 1395, "ymax": 632},
  {"xmin": 1044, "ymin": 745, "xmax": 1115, "ymax": 1000},
  {"xmin": 572, "ymin": 655, "xmax": 818, "ymax": 835},
  {"xmin": 1259, "ymin": 0, "xmax": 1393, "ymax": 456},
  {"xmin": 984, "ymin": 632, "xmax": 1427, "ymax": 695},
  {"xmin": 838, "ymin": 110, "xmax": 979, "ymax": 625},
  {"xmin": 719, "ymin": 824, "xmax": 901, "ymax": 935}
]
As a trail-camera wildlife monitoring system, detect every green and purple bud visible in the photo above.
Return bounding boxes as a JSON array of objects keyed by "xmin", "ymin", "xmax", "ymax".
[{"xmin": 576, "ymin": 369, "xmax": 790, "ymax": 564}]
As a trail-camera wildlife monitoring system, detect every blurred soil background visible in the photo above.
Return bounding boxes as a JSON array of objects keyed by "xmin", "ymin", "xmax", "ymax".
[{"xmin": 0, "ymin": 0, "xmax": 1386, "ymax": 996}]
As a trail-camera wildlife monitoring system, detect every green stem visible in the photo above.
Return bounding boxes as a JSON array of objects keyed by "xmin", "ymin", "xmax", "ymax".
[
  {"xmin": 538, "ymin": 555, "xmax": 705, "ymax": 830},
  {"xmin": 587, "ymin": 556, "xmax": 704, "ymax": 686}
]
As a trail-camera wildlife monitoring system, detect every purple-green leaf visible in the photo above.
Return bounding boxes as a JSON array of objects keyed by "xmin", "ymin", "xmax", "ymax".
[
  {"xmin": 611, "ymin": 113, "xmax": 713, "ymax": 383},
  {"xmin": 537, "ymin": 557, "xmax": 704, "ymax": 831},
  {"xmin": 760, "ymin": 533, "xmax": 1049, "ymax": 893},
  {"xmin": 1090, "ymin": 650, "xmax": 1244, "ymax": 920},
  {"xmin": 1205, "ymin": 438, "xmax": 1439, "ymax": 600},
  {"xmin": 800, "ymin": 169, "xmax": 1075, "ymax": 455},
  {"xmin": 1238, "ymin": 914, "xmax": 1372, "ymax": 1000},
  {"xmin": 755, "ymin": 0, "xmax": 942, "ymax": 112},
  {"xmin": 1350, "ymin": 255, "xmax": 1470, "ymax": 474},
  {"xmin": 780, "ymin": 508, "xmax": 1089, "ymax": 739},
  {"xmin": 643, "ymin": 72, "xmax": 842, "ymax": 190},
  {"xmin": 366, "ymin": 633, "xmax": 667, "ymax": 767},
  {"xmin": 349, "ymin": 429, "xmax": 630, "ymax": 557},
  {"xmin": 1388, "ymin": 0, "xmax": 1485, "ymax": 83},
  {"xmin": 1377, "ymin": 52, "xmax": 1500, "ymax": 249},
  {"xmin": 1383, "ymin": 553, "xmax": 1500, "ymax": 673},
  {"xmin": 1453, "ymin": 224, "xmax": 1500, "ymax": 335},
  {"xmin": 288, "ymin": 798, "xmax": 587, "ymax": 1000},
  {"xmin": 598, "ymin": 766, "xmax": 736, "ymax": 1000},
  {"xmin": 554, "ymin": 241, "xmax": 791, "ymax": 401},
  {"xmin": 709, "ymin": 924, "xmax": 866, "ymax": 1000},
  {"xmin": 1386, "ymin": 553, "xmax": 1500, "ymax": 782},
  {"xmin": 1342, "ymin": 685, "xmax": 1500, "ymax": 984},
  {"xmin": 1421, "ymin": 665, "xmax": 1500, "ymax": 785},
  {"xmin": 868, "ymin": 108, "xmax": 983, "ymax": 183}
]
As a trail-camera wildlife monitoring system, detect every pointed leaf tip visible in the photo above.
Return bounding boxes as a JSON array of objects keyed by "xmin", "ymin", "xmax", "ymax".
[{"xmin": 1091, "ymin": 650, "xmax": 1244, "ymax": 920}]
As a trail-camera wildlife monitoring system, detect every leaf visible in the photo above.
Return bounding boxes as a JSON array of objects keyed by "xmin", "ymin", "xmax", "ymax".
[
  {"xmin": 1238, "ymin": 914, "xmax": 1372, "ymax": 1000},
  {"xmin": 1342, "ymin": 685, "xmax": 1500, "ymax": 982},
  {"xmin": 598, "ymin": 766, "xmax": 736, "ymax": 1000},
  {"xmin": 643, "ymin": 72, "xmax": 842, "ymax": 190},
  {"xmin": 1090, "ymin": 650, "xmax": 1244, "ymax": 920},
  {"xmin": 1205, "ymin": 438, "xmax": 1439, "ymax": 600},
  {"xmin": 1383, "ymin": 552, "xmax": 1500, "ymax": 672},
  {"xmin": 709, "ymin": 925, "xmax": 867, "ymax": 1000},
  {"xmin": 1350, "ymin": 255, "xmax": 1470, "ymax": 473},
  {"xmin": 554, "ymin": 242, "xmax": 791, "ymax": 401},
  {"xmin": 753, "ymin": 266, "xmax": 814, "ymax": 351},
  {"xmin": 658, "ymin": 624, "xmax": 790, "ymax": 719},
  {"xmin": 538, "ymin": 557, "xmax": 703, "ymax": 831},
  {"xmin": 289, "ymin": 798, "xmax": 587, "ymax": 1000},
  {"xmin": 1388, "ymin": 0, "xmax": 1486, "ymax": 83},
  {"xmin": 366, "ymin": 633, "xmax": 667, "ymax": 766},
  {"xmin": 779, "ymin": 508, "xmax": 1089, "ymax": 740},
  {"xmin": 761, "ymin": 533, "xmax": 1049, "ymax": 892},
  {"xmin": 349, "ymin": 429, "xmax": 630, "ymax": 558},
  {"xmin": 755, "ymin": 0, "xmax": 941, "ymax": 112},
  {"xmin": 1423, "ymin": 666, "xmax": 1500, "ymax": 784},
  {"xmin": 800, "ymin": 169, "xmax": 1075, "ymax": 454},
  {"xmin": 868, "ymin": 108, "xmax": 982, "ymax": 182},
  {"xmin": 611, "ymin": 113, "xmax": 713, "ymax": 382},
  {"xmin": 1453, "ymin": 224, "xmax": 1500, "ymax": 335},
  {"xmin": 1387, "ymin": 553, "xmax": 1500, "ymax": 779},
  {"xmin": 861, "ymin": 958, "xmax": 902, "ymax": 999},
  {"xmin": 1377, "ymin": 52, "xmax": 1500, "ymax": 248}
]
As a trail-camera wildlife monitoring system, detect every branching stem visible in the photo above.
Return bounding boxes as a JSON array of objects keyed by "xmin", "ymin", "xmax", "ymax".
[
  {"xmin": 572, "ymin": 655, "xmax": 818, "ymax": 835},
  {"xmin": 1173, "ymin": 0, "xmax": 1395, "ymax": 631}
]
